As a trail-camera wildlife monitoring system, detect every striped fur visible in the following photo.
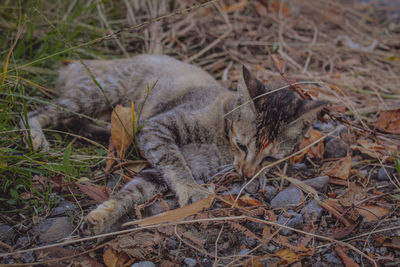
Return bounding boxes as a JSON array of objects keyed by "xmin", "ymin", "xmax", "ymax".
[{"xmin": 19, "ymin": 55, "xmax": 326, "ymax": 234}]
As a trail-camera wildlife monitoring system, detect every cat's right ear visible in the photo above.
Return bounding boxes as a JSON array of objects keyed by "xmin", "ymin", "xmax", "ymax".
[{"xmin": 242, "ymin": 66, "xmax": 267, "ymax": 111}]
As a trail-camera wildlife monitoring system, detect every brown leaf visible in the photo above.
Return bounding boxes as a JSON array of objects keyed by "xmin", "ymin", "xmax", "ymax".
[
  {"xmin": 320, "ymin": 199, "xmax": 357, "ymax": 226},
  {"xmin": 103, "ymin": 247, "xmax": 130, "ymax": 267},
  {"xmin": 123, "ymin": 195, "xmax": 214, "ymax": 227},
  {"xmin": 331, "ymin": 221, "xmax": 360, "ymax": 239},
  {"xmin": 268, "ymin": 1, "xmax": 291, "ymax": 17},
  {"xmin": 356, "ymin": 205, "xmax": 390, "ymax": 222},
  {"xmin": 105, "ymin": 136, "xmax": 117, "ymax": 173},
  {"xmin": 334, "ymin": 246, "xmax": 360, "ymax": 267},
  {"xmin": 351, "ymin": 139, "xmax": 396, "ymax": 162},
  {"xmin": 220, "ymin": 194, "xmax": 262, "ymax": 208},
  {"xmin": 274, "ymin": 245, "xmax": 314, "ymax": 265},
  {"xmin": 291, "ymin": 129, "xmax": 324, "ymax": 163},
  {"xmin": 252, "ymin": 1, "xmax": 268, "ymax": 16},
  {"xmin": 111, "ymin": 103, "xmax": 137, "ymax": 160},
  {"xmin": 124, "ymin": 160, "xmax": 149, "ymax": 174},
  {"xmin": 271, "ymin": 54, "xmax": 286, "ymax": 75},
  {"xmin": 376, "ymin": 109, "xmax": 400, "ymax": 134},
  {"xmin": 76, "ymin": 182, "xmax": 110, "ymax": 203},
  {"xmin": 222, "ymin": 0, "xmax": 248, "ymax": 13},
  {"xmin": 339, "ymin": 183, "xmax": 367, "ymax": 207},
  {"xmin": 320, "ymin": 154, "xmax": 352, "ymax": 179}
]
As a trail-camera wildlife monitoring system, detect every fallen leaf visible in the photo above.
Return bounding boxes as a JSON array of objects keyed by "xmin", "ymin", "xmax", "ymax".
[
  {"xmin": 291, "ymin": 129, "xmax": 324, "ymax": 163},
  {"xmin": 222, "ymin": 0, "xmax": 248, "ymax": 13},
  {"xmin": 321, "ymin": 198, "xmax": 357, "ymax": 226},
  {"xmin": 334, "ymin": 246, "xmax": 360, "ymax": 267},
  {"xmin": 252, "ymin": 1, "xmax": 268, "ymax": 16},
  {"xmin": 220, "ymin": 194, "xmax": 262, "ymax": 208},
  {"xmin": 123, "ymin": 195, "xmax": 214, "ymax": 227},
  {"xmin": 331, "ymin": 221, "xmax": 360, "ymax": 239},
  {"xmin": 339, "ymin": 183, "xmax": 367, "ymax": 207},
  {"xmin": 110, "ymin": 232, "xmax": 154, "ymax": 260},
  {"xmin": 274, "ymin": 245, "xmax": 314, "ymax": 265},
  {"xmin": 76, "ymin": 182, "xmax": 110, "ymax": 203},
  {"xmin": 111, "ymin": 103, "xmax": 137, "ymax": 160},
  {"xmin": 376, "ymin": 109, "xmax": 400, "ymax": 134},
  {"xmin": 103, "ymin": 247, "xmax": 130, "ymax": 267},
  {"xmin": 320, "ymin": 154, "xmax": 352, "ymax": 179},
  {"xmin": 271, "ymin": 54, "xmax": 286, "ymax": 75},
  {"xmin": 268, "ymin": 1, "xmax": 291, "ymax": 17},
  {"xmin": 355, "ymin": 205, "xmax": 390, "ymax": 222},
  {"xmin": 350, "ymin": 139, "xmax": 396, "ymax": 162},
  {"xmin": 105, "ymin": 136, "xmax": 117, "ymax": 173},
  {"xmin": 124, "ymin": 160, "xmax": 149, "ymax": 174}
]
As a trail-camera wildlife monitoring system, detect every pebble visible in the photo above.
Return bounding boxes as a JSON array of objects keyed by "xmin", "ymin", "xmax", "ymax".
[
  {"xmin": 325, "ymin": 252, "xmax": 342, "ymax": 264},
  {"xmin": 324, "ymin": 138, "xmax": 348, "ymax": 158},
  {"xmin": 15, "ymin": 236, "xmax": 30, "ymax": 248},
  {"xmin": 0, "ymin": 224, "xmax": 15, "ymax": 245},
  {"xmin": 32, "ymin": 217, "xmax": 74, "ymax": 243},
  {"xmin": 238, "ymin": 248, "xmax": 250, "ymax": 256},
  {"xmin": 244, "ymin": 178, "xmax": 260, "ymax": 194},
  {"xmin": 50, "ymin": 200, "xmax": 77, "ymax": 217},
  {"xmin": 303, "ymin": 176, "xmax": 329, "ymax": 193},
  {"xmin": 302, "ymin": 199, "xmax": 323, "ymax": 221},
  {"xmin": 131, "ymin": 261, "xmax": 156, "ymax": 267},
  {"xmin": 184, "ymin": 258, "xmax": 197, "ymax": 267},
  {"xmin": 264, "ymin": 186, "xmax": 278, "ymax": 202},
  {"xmin": 20, "ymin": 251, "xmax": 35, "ymax": 263},
  {"xmin": 277, "ymin": 210, "xmax": 303, "ymax": 236},
  {"xmin": 376, "ymin": 167, "xmax": 393, "ymax": 181},
  {"xmin": 270, "ymin": 187, "xmax": 302, "ymax": 209}
]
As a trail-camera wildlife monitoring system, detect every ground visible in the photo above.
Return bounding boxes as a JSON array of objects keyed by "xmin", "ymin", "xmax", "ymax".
[{"xmin": 0, "ymin": 0, "xmax": 400, "ymax": 266}]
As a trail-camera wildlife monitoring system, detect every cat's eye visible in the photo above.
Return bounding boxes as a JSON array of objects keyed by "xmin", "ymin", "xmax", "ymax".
[
  {"xmin": 262, "ymin": 156, "xmax": 275, "ymax": 163},
  {"xmin": 236, "ymin": 142, "xmax": 247, "ymax": 153}
]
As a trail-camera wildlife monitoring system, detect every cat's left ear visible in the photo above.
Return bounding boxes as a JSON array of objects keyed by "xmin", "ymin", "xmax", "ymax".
[
  {"xmin": 242, "ymin": 66, "xmax": 266, "ymax": 108},
  {"xmin": 295, "ymin": 99, "xmax": 328, "ymax": 122}
]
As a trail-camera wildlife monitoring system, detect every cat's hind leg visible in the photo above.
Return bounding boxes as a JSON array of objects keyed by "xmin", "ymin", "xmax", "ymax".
[{"xmin": 81, "ymin": 169, "xmax": 167, "ymax": 235}]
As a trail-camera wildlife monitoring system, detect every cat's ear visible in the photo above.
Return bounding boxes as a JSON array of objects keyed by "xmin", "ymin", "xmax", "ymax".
[
  {"xmin": 242, "ymin": 66, "xmax": 267, "ymax": 103},
  {"xmin": 294, "ymin": 99, "xmax": 328, "ymax": 123}
]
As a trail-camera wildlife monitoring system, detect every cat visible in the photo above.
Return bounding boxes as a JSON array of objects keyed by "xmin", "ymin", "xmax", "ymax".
[{"xmin": 19, "ymin": 55, "xmax": 327, "ymax": 235}]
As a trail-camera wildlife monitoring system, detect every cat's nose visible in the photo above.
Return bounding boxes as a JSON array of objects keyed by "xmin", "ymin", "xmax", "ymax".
[{"xmin": 242, "ymin": 164, "xmax": 258, "ymax": 179}]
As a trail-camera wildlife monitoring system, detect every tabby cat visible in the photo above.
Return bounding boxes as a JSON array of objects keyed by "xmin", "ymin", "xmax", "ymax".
[{"xmin": 19, "ymin": 55, "xmax": 326, "ymax": 234}]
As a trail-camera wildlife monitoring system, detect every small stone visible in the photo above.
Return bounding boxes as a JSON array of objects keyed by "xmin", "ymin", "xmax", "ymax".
[
  {"xmin": 131, "ymin": 261, "xmax": 156, "ymax": 267},
  {"xmin": 238, "ymin": 248, "xmax": 250, "ymax": 256},
  {"xmin": 50, "ymin": 200, "xmax": 77, "ymax": 217},
  {"xmin": 264, "ymin": 186, "xmax": 278, "ymax": 202},
  {"xmin": 325, "ymin": 252, "xmax": 342, "ymax": 264},
  {"xmin": 266, "ymin": 244, "xmax": 276, "ymax": 253},
  {"xmin": 228, "ymin": 183, "xmax": 242, "ymax": 195},
  {"xmin": 376, "ymin": 167, "xmax": 393, "ymax": 181},
  {"xmin": 277, "ymin": 210, "xmax": 303, "ymax": 236},
  {"xmin": 0, "ymin": 224, "xmax": 15, "ymax": 245},
  {"xmin": 184, "ymin": 258, "xmax": 197, "ymax": 267},
  {"xmin": 244, "ymin": 178, "xmax": 260, "ymax": 194},
  {"xmin": 271, "ymin": 187, "xmax": 302, "ymax": 209},
  {"xmin": 16, "ymin": 236, "xmax": 30, "ymax": 248},
  {"xmin": 21, "ymin": 251, "xmax": 35, "ymax": 263},
  {"xmin": 324, "ymin": 138, "xmax": 348, "ymax": 158},
  {"xmin": 303, "ymin": 176, "xmax": 329, "ymax": 193},
  {"xmin": 32, "ymin": 217, "xmax": 74, "ymax": 244},
  {"xmin": 302, "ymin": 200, "xmax": 323, "ymax": 221}
]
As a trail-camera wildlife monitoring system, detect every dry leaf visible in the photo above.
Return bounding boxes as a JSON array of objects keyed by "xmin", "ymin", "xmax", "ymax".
[
  {"xmin": 103, "ymin": 247, "xmax": 130, "ymax": 267},
  {"xmin": 111, "ymin": 103, "xmax": 137, "ymax": 160},
  {"xmin": 291, "ymin": 129, "xmax": 324, "ymax": 163},
  {"xmin": 351, "ymin": 139, "xmax": 396, "ymax": 162},
  {"xmin": 339, "ymin": 183, "xmax": 367, "ymax": 207},
  {"xmin": 331, "ymin": 222, "xmax": 360, "ymax": 239},
  {"xmin": 76, "ymin": 182, "xmax": 110, "ymax": 203},
  {"xmin": 271, "ymin": 54, "xmax": 286, "ymax": 75},
  {"xmin": 320, "ymin": 154, "xmax": 352, "ymax": 179},
  {"xmin": 124, "ymin": 160, "xmax": 149, "ymax": 174},
  {"xmin": 220, "ymin": 194, "xmax": 262, "ymax": 208},
  {"xmin": 321, "ymin": 198, "xmax": 356, "ymax": 226},
  {"xmin": 252, "ymin": 1, "xmax": 268, "ymax": 16},
  {"xmin": 275, "ymin": 245, "xmax": 314, "ymax": 265},
  {"xmin": 124, "ymin": 195, "xmax": 214, "ymax": 227},
  {"xmin": 268, "ymin": 1, "xmax": 291, "ymax": 17},
  {"xmin": 334, "ymin": 246, "xmax": 360, "ymax": 267},
  {"xmin": 356, "ymin": 205, "xmax": 390, "ymax": 222},
  {"xmin": 376, "ymin": 109, "xmax": 400, "ymax": 134},
  {"xmin": 222, "ymin": 0, "xmax": 248, "ymax": 13}
]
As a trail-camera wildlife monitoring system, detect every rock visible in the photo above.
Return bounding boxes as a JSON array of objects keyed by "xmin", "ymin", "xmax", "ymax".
[
  {"xmin": 50, "ymin": 200, "xmax": 77, "ymax": 217},
  {"xmin": 264, "ymin": 186, "xmax": 278, "ymax": 202},
  {"xmin": 302, "ymin": 200, "xmax": 323, "ymax": 221},
  {"xmin": 0, "ymin": 224, "xmax": 15, "ymax": 245},
  {"xmin": 32, "ymin": 217, "xmax": 74, "ymax": 243},
  {"xmin": 271, "ymin": 187, "xmax": 302, "ymax": 209},
  {"xmin": 20, "ymin": 251, "xmax": 35, "ymax": 263},
  {"xmin": 183, "ymin": 257, "xmax": 197, "ymax": 267},
  {"xmin": 277, "ymin": 210, "xmax": 303, "ymax": 236},
  {"xmin": 324, "ymin": 138, "xmax": 348, "ymax": 158},
  {"xmin": 376, "ymin": 167, "xmax": 393, "ymax": 181},
  {"xmin": 325, "ymin": 252, "xmax": 342, "ymax": 264},
  {"xmin": 238, "ymin": 248, "xmax": 250, "ymax": 255},
  {"xmin": 16, "ymin": 236, "xmax": 30, "ymax": 248},
  {"xmin": 131, "ymin": 261, "xmax": 156, "ymax": 267},
  {"xmin": 303, "ymin": 176, "xmax": 329, "ymax": 193},
  {"xmin": 228, "ymin": 183, "xmax": 242, "ymax": 195},
  {"xmin": 270, "ymin": 176, "xmax": 329, "ymax": 209},
  {"xmin": 244, "ymin": 178, "xmax": 260, "ymax": 194}
]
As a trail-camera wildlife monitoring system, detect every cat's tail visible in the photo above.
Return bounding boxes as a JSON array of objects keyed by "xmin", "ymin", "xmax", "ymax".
[{"xmin": 80, "ymin": 169, "xmax": 168, "ymax": 236}]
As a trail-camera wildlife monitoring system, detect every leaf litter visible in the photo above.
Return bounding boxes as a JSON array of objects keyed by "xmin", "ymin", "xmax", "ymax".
[{"xmin": 5, "ymin": 0, "xmax": 400, "ymax": 266}]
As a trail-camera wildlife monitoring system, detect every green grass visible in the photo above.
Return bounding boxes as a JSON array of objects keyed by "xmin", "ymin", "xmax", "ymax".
[{"xmin": 0, "ymin": 0, "xmax": 130, "ymax": 219}]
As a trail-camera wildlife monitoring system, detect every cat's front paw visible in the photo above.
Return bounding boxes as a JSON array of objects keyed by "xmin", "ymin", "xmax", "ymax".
[
  {"xmin": 80, "ymin": 199, "xmax": 116, "ymax": 236},
  {"xmin": 29, "ymin": 129, "xmax": 50, "ymax": 151},
  {"xmin": 174, "ymin": 182, "xmax": 210, "ymax": 207}
]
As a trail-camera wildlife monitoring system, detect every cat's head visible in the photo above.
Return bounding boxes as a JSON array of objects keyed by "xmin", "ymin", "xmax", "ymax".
[{"xmin": 229, "ymin": 66, "xmax": 327, "ymax": 178}]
